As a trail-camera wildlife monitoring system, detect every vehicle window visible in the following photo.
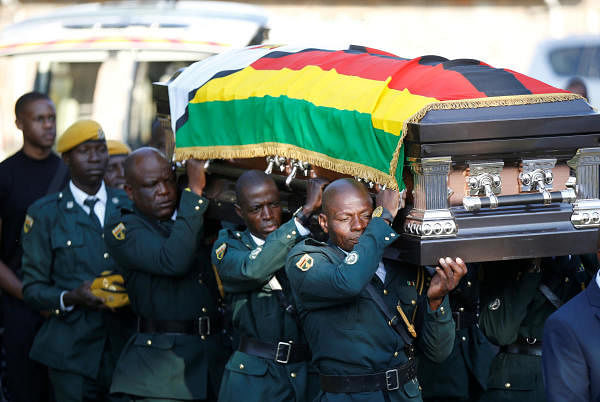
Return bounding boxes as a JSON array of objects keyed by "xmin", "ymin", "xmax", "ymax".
[
  {"xmin": 35, "ymin": 62, "xmax": 101, "ymax": 135},
  {"xmin": 128, "ymin": 61, "xmax": 194, "ymax": 148},
  {"xmin": 549, "ymin": 47, "xmax": 584, "ymax": 77}
]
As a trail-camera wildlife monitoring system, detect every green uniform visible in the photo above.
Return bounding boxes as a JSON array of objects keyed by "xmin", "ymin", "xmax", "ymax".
[
  {"xmin": 21, "ymin": 185, "xmax": 134, "ymax": 401},
  {"xmin": 104, "ymin": 190, "xmax": 227, "ymax": 401},
  {"xmin": 478, "ymin": 255, "xmax": 596, "ymax": 402},
  {"xmin": 418, "ymin": 264, "xmax": 496, "ymax": 402},
  {"xmin": 286, "ymin": 217, "xmax": 455, "ymax": 402},
  {"xmin": 212, "ymin": 218, "xmax": 319, "ymax": 402}
]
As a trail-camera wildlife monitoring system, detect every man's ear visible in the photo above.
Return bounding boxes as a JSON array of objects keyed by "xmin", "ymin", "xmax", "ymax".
[
  {"xmin": 15, "ymin": 118, "xmax": 23, "ymax": 131},
  {"xmin": 318, "ymin": 212, "xmax": 328, "ymax": 234},
  {"xmin": 234, "ymin": 203, "xmax": 243, "ymax": 220},
  {"xmin": 123, "ymin": 183, "xmax": 134, "ymax": 201}
]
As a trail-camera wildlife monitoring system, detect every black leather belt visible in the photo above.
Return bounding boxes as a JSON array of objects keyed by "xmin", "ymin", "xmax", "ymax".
[
  {"xmin": 319, "ymin": 359, "xmax": 417, "ymax": 393},
  {"xmin": 238, "ymin": 336, "xmax": 310, "ymax": 364},
  {"xmin": 501, "ymin": 340, "xmax": 542, "ymax": 357},
  {"xmin": 452, "ymin": 310, "xmax": 478, "ymax": 331},
  {"xmin": 138, "ymin": 316, "xmax": 221, "ymax": 336}
]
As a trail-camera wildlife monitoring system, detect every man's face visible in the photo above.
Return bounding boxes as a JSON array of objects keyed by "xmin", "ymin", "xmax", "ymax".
[
  {"xmin": 319, "ymin": 189, "xmax": 373, "ymax": 252},
  {"xmin": 16, "ymin": 99, "xmax": 56, "ymax": 149},
  {"xmin": 125, "ymin": 155, "xmax": 177, "ymax": 220},
  {"xmin": 236, "ymin": 180, "xmax": 282, "ymax": 240},
  {"xmin": 63, "ymin": 140, "xmax": 109, "ymax": 189},
  {"xmin": 104, "ymin": 154, "xmax": 127, "ymax": 189}
]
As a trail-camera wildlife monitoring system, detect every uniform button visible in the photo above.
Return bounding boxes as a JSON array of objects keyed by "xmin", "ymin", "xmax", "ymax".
[
  {"xmin": 198, "ymin": 199, "xmax": 204, "ymax": 204},
  {"xmin": 383, "ymin": 289, "xmax": 388, "ymax": 295},
  {"xmin": 195, "ymin": 206, "xmax": 200, "ymax": 211},
  {"xmin": 459, "ymin": 307, "xmax": 464, "ymax": 312},
  {"xmin": 54, "ymin": 309, "xmax": 60, "ymax": 315},
  {"xmin": 390, "ymin": 233, "xmax": 396, "ymax": 237},
  {"xmin": 101, "ymin": 233, "xmax": 104, "ymax": 239},
  {"xmin": 384, "ymin": 237, "xmax": 390, "ymax": 241},
  {"xmin": 198, "ymin": 279, "xmax": 203, "ymax": 284},
  {"xmin": 504, "ymin": 382, "xmax": 511, "ymax": 389},
  {"xmin": 103, "ymin": 253, "xmax": 109, "ymax": 259},
  {"xmin": 461, "ymin": 336, "xmax": 467, "ymax": 341},
  {"xmin": 201, "ymin": 335, "xmax": 206, "ymax": 340},
  {"xmin": 202, "ymin": 307, "xmax": 207, "ymax": 313},
  {"xmin": 440, "ymin": 306, "xmax": 445, "ymax": 314},
  {"xmin": 292, "ymin": 230, "xmax": 296, "ymax": 235},
  {"xmin": 290, "ymin": 372, "xmax": 297, "ymax": 378},
  {"xmin": 286, "ymin": 234, "xmax": 291, "ymax": 239},
  {"xmin": 393, "ymin": 351, "xmax": 399, "ymax": 357},
  {"xmin": 239, "ymin": 364, "xmax": 245, "ymax": 370},
  {"xmin": 411, "ymin": 299, "xmax": 416, "ymax": 305},
  {"xmin": 146, "ymin": 339, "xmax": 152, "ymax": 346},
  {"xmin": 565, "ymin": 277, "xmax": 570, "ymax": 283},
  {"xmin": 467, "ymin": 281, "xmax": 472, "ymax": 287},
  {"xmin": 66, "ymin": 240, "xmax": 72, "ymax": 246}
]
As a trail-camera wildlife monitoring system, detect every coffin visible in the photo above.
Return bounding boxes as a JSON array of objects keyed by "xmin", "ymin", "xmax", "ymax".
[{"xmin": 153, "ymin": 45, "xmax": 600, "ymax": 264}]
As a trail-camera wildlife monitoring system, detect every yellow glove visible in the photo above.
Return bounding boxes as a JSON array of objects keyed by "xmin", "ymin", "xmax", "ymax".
[{"xmin": 90, "ymin": 271, "xmax": 130, "ymax": 308}]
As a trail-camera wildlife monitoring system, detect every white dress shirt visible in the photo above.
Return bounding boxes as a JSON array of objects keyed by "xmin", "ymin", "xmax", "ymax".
[{"xmin": 69, "ymin": 180, "xmax": 107, "ymax": 227}]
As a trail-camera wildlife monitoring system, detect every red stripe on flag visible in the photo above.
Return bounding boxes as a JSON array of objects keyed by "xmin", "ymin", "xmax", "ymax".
[{"xmin": 508, "ymin": 70, "xmax": 569, "ymax": 95}]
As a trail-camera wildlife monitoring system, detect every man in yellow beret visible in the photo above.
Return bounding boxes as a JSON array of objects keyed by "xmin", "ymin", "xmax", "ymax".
[
  {"xmin": 104, "ymin": 140, "xmax": 131, "ymax": 190},
  {"xmin": 21, "ymin": 119, "xmax": 134, "ymax": 402}
]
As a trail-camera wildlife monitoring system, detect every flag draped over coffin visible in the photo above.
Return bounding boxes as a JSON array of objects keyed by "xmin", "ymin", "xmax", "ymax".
[{"xmin": 168, "ymin": 44, "xmax": 577, "ymax": 190}]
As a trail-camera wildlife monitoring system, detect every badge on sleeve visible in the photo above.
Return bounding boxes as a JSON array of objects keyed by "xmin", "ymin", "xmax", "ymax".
[
  {"xmin": 249, "ymin": 247, "xmax": 262, "ymax": 260},
  {"xmin": 111, "ymin": 222, "xmax": 126, "ymax": 240},
  {"xmin": 344, "ymin": 251, "xmax": 359, "ymax": 265},
  {"xmin": 23, "ymin": 215, "xmax": 34, "ymax": 233},
  {"xmin": 215, "ymin": 243, "xmax": 227, "ymax": 260},
  {"xmin": 488, "ymin": 298, "xmax": 501, "ymax": 311},
  {"xmin": 296, "ymin": 254, "xmax": 314, "ymax": 271}
]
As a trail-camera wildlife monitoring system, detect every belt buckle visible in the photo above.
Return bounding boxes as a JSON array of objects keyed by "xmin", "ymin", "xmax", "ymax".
[
  {"xmin": 275, "ymin": 341, "xmax": 292, "ymax": 364},
  {"xmin": 198, "ymin": 316, "xmax": 211, "ymax": 336},
  {"xmin": 385, "ymin": 369, "xmax": 400, "ymax": 391}
]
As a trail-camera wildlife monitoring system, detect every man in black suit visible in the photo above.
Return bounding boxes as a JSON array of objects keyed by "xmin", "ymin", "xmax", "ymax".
[{"xmin": 543, "ymin": 261, "xmax": 600, "ymax": 402}]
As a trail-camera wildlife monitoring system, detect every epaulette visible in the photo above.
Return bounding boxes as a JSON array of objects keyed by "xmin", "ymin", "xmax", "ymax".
[
  {"xmin": 29, "ymin": 191, "xmax": 63, "ymax": 210},
  {"xmin": 119, "ymin": 207, "xmax": 134, "ymax": 215},
  {"xmin": 305, "ymin": 238, "xmax": 328, "ymax": 247}
]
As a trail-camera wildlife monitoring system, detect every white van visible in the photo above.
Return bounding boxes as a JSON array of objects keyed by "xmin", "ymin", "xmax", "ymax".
[
  {"xmin": 529, "ymin": 35, "xmax": 600, "ymax": 108},
  {"xmin": 0, "ymin": 1, "xmax": 269, "ymax": 158}
]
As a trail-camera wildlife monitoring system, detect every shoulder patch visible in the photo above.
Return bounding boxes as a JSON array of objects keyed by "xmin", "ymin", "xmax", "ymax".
[
  {"xmin": 344, "ymin": 251, "xmax": 359, "ymax": 265},
  {"xmin": 488, "ymin": 298, "xmax": 501, "ymax": 311},
  {"xmin": 215, "ymin": 243, "xmax": 227, "ymax": 260},
  {"xmin": 296, "ymin": 254, "xmax": 314, "ymax": 271},
  {"xmin": 372, "ymin": 206, "xmax": 383, "ymax": 218},
  {"xmin": 111, "ymin": 222, "xmax": 126, "ymax": 240},
  {"xmin": 249, "ymin": 247, "xmax": 262, "ymax": 260},
  {"xmin": 23, "ymin": 214, "xmax": 34, "ymax": 233}
]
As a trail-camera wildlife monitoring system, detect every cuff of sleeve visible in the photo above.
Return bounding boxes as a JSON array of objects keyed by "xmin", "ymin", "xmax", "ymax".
[
  {"xmin": 180, "ymin": 189, "xmax": 209, "ymax": 214},
  {"xmin": 426, "ymin": 295, "xmax": 451, "ymax": 321},
  {"xmin": 294, "ymin": 219, "xmax": 311, "ymax": 236},
  {"xmin": 60, "ymin": 291, "xmax": 75, "ymax": 312}
]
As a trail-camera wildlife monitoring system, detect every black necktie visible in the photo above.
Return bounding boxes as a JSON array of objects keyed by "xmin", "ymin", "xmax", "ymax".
[{"xmin": 83, "ymin": 198, "xmax": 102, "ymax": 228}]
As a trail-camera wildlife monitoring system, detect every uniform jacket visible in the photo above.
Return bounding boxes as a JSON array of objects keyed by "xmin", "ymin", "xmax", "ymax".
[
  {"xmin": 104, "ymin": 190, "xmax": 226, "ymax": 400},
  {"xmin": 479, "ymin": 256, "xmax": 595, "ymax": 401},
  {"xmin": 212, "ymin": 218, "xmax": 319, "ymax": 402},
  {"xmin": 21, "ymin": 185, "xmax": 132, "ymax": 379},
  {"xmin": 418, "ymin": 264, "xmax": 496, "ymax": 400},
  {"xmin": 543, "ymin": 273, "xmax": 600, "ymax": 402},
  {"xmin": 286, "ymin": 217, "xmax": 455, "ymax": 402}
]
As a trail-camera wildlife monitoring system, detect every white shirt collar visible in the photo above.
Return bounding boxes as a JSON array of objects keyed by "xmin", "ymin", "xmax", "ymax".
[
  {"xmin": 69, "ymin": 180, "xmax": 107, "ymax": 227},
  {"xmin": 596, "ymin": 269, "xmax": 600, "ymax": 289},
  {"xmin": 250, "ymin": 233, "xmax": 265, "ymax": 247}
]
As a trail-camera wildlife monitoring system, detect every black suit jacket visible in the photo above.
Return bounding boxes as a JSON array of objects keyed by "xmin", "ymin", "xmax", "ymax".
[{"xmin": 543, "ymin": 275, "xmax": 600, "ymax": 402}]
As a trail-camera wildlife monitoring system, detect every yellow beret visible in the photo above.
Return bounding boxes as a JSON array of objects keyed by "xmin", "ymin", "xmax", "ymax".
[
  {"xmin": 106, "ymin": 140, "xmax": 131, "ymax": 156},
  {"xmin": 57, "ymin": 120, "xmax": 105, "ymax": 153}
]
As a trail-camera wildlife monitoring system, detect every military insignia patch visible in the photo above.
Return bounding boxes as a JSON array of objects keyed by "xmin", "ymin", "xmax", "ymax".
[
  {"xmin": 296, "ymin": 254, "xmax": 314, "ymax": 271},
  {"xmin": 215, "ymin": 243, "xmax": 227, "ymax": 260},
  {"xmin": 488, "ymin": 298, "xmax": 501, "ymax": 311},
  {"xmin": 111, "ymin": 222, "xmax": 126, "ymax": 240},
  {"xmin": 344, "ymin": 251, "xmax": 359, "ymax": 265},
  {"xmin": 372, "ymin": 206, "xmax": 383, "ymax": 218},
  {"xmin": 249, "ymin": 247, "xmax": 262, "ymax": 260},
  {"xmin": 23, "ymin": 215, "xmax": 34, "ymax": 233}
]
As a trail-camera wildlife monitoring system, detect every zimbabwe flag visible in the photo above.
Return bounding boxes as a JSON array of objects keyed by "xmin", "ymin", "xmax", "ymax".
[{"xmin": 168, "ymin": 44, "xmax": 577, "ymax": 190}]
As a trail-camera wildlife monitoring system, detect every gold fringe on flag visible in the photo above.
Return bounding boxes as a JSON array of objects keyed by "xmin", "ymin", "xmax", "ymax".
[
  {"xmin": 175, "ymin": 142, "xmax": 401, "ymax": 190},
  {"xmin": 388, "ymin": 92, "xmax": 584, "ymax": 179}
]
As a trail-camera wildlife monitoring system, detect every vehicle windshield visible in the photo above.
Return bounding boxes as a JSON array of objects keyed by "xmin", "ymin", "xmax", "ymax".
[{"xmin": 549, "ymin": 45, "xmax": 600, "ymax": 79}]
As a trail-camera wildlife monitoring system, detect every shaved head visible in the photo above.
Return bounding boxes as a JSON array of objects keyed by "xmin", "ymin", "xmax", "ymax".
[
  {"xmin": 123, "ymin": 147, "xmax": 176, "ymax": 220},
  {"xmin": 235, "ymin": 170, "xmax": 277, "ymax": 207},
  {"xmin": 322, "ymin": 178, "xmax": 370, "ymax": 215}
]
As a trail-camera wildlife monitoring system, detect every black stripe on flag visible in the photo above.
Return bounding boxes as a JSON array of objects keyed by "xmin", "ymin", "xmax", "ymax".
[{"xmin": 442, "ymin": 59, "xmax": 531, "ymax": 96}]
